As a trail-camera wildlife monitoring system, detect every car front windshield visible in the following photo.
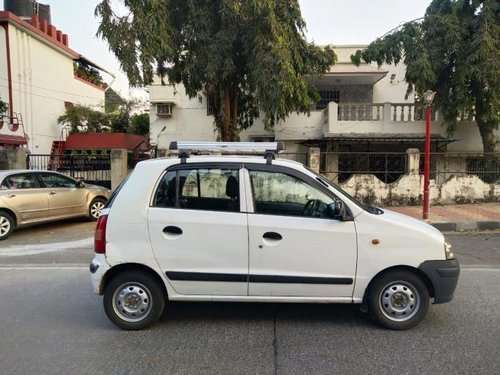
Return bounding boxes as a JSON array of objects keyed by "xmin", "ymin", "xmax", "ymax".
[{"xmin": 305, "ymin": 167, "xmax": 384, "ymax": 215}]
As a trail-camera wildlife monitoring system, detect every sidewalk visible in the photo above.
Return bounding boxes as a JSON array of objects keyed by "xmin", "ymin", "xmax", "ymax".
[{"xmin": 388, "ymin": 202, "xmax": 500, "ymax": 232}]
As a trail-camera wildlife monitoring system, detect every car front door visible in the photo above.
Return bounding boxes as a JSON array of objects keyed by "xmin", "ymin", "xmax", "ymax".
[
  {"xmin": 246, "ymin": 165, "xmax": 357, "ymax": 299},
  {"xmin": 37, "ymin": 172, "xmax": 87, "ymax": 219},
  {"xmin": 148, "ymin": 164, "xmax": 248, "ymax": 296}
]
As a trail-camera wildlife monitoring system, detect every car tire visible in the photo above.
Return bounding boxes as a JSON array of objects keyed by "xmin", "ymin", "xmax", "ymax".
[
  {"xmin": 0, "ymin": 211, "xmax": 15, "ymax": 241},
  {"xmin": 367, "ymin": 270, "xmax": 429, "ymax": 330},
  {"xmin": 88, "ymin": 197, "xmax": 106, "ymax": 221},
  {"xmin": 103, "ymin": 271, "xmax": 166, "ymax": 330}
]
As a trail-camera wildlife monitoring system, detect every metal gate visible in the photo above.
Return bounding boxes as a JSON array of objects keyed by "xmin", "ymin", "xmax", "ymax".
[{"xmin": 27, "ymin": 153, "xmax": 111, "ymax": 189}]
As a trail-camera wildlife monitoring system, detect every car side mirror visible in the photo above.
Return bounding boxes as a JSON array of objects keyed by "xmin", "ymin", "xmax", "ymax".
[
  {"xmin": 326, "ymin": 201, "xmax": 353, "ymax": 221},
  {"xmin": 77, "ymin": 180, "xmax": 85, "ymax": 188}
]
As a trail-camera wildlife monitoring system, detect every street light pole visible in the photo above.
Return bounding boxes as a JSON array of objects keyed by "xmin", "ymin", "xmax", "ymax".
[{"xmin": 423, "ymin": 90, "xmax": 435, "ymax": 220}]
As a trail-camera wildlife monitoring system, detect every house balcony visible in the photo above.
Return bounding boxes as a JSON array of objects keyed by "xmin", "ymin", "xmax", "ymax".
[
  {"xmin": 322, "ymin": 101, "xmax": 444, "ymax": 138},
  {"xmin": 272, "ymin": 101, "xmax": 469, "ymax": 142}
]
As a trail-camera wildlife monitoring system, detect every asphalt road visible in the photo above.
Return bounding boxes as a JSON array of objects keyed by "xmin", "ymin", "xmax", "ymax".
[{"xmin": 0, "ymin": 221, "xmax": 499, "ymax": 374}]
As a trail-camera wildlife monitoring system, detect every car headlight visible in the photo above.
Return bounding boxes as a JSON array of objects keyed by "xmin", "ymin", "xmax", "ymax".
[{"xmin": 444, "ymin": 241, "xmax": 455, "ymax": 260}]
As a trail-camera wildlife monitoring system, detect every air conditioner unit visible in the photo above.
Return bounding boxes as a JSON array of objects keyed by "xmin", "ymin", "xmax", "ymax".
[{"xmin": 156, "ymin": 103, "xmax": 173, "ymax": 116}]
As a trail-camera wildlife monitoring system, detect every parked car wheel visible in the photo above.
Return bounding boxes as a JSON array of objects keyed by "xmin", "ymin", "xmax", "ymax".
[
  {"xmin": 367, "ymin": 270, "xmax": 429, "ymax": 330},
  {"xmin": 0, "ymin": 211, "xmax": 15, "ymax": 241},
  {"xmin": 89, "ymin": 198, "xmax": 106, "ymax": 220},
  {"xmin": 103, "ymin": 271, "xmax": 166, "ymax": 330}
]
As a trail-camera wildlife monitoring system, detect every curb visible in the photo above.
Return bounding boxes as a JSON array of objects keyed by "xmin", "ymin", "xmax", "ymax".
[{"xmin": 431, "ymin": 221, "xmax": 500, "ymax": 232}]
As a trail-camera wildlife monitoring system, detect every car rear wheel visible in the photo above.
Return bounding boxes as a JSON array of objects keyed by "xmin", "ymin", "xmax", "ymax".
[
  {"xmin": 89, "ymin": 198, "xmax": 106, "ymax": 221},
  {"xmin": 0, "ymin": 211, "xmax": 14, "ymax": 241},
  {"xmin": 103, "ymin": 271, "xmax": 166, "ymax": 330},
  {"xmin": 367, "ymin": 270, "xmax": 429, "ymax": 330}
]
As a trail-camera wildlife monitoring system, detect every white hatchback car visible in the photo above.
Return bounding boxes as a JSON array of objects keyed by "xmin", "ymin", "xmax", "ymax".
[{"xmin": 90, "ymin": 142, "xmax": 459, "ymax": 330}]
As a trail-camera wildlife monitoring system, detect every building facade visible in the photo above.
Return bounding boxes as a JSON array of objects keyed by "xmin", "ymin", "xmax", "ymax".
[
  {"xmin": 149, "ymin": 45, "xmax": 493, "ymax": 158},
  {"xmin": 0, "ymin": 10, "xmax": 108, "ymax": 154}
]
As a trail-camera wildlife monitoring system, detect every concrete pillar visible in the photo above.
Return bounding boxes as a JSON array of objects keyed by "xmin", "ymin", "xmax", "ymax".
[
  {"xmin": 406, "ymin": 148, "xmax": 420, "ymax": 176},
  {"xmin": 0, "ymin": 148, "xmax": 27, "ymax": 170},
  {"xmin": 110, "ymin": 148, "xmax": 128, "ymax": 191},
  {"xmin": 308, "ymin": 147, "xmax": 321, "ymax": 173}
]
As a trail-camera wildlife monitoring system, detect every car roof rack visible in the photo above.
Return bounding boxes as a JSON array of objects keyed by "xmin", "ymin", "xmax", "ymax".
[{"xmin": 169, "ymin": 141, "xmax": 285, "ymax": 164}]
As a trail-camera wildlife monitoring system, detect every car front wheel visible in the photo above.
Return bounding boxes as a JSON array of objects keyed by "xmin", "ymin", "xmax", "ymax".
[
  {"xmin": 89, "ymin": 198, "xmax": 106, "ymax": 221},
  {"xmin": 367, "ymin": 270, "xmax": 430, "ymax": 330},
  {"xmin": 103, "ymin": 271, "xmax": 166, "ymax": 330},
  {"xmin": 0, "ymin": 211, "xmax": 14, "ymax": 241}
]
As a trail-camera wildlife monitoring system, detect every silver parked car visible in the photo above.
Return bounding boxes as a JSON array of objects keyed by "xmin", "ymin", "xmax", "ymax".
[{"xmin": 0, "ymin": 170, "xmax": 111, "ymax": 240}]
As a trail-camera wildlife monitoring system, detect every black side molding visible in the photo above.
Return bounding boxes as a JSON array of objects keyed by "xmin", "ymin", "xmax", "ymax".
[{"xmin": 166, "ymin": 272, "xmax": 353, "ymax": 285}]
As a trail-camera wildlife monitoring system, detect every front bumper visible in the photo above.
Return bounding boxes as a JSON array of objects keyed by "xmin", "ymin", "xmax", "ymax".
[
  {"xmin": 89, "ymin": 254, "xmax": 110, "ymax": 295},
  {"xmin": 419, "ymin": 259, "xmax": 460, "ymax": 304}
]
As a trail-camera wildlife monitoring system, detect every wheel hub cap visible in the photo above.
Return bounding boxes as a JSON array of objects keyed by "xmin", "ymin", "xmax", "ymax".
[
  {"xmin": 0, "ymin": 217, "xmax": 10, "ymax": 236},
  {"xmin": 380, "ymin": 282, "xmax": 420, "ymax": 322},
  {"xmin": 113, "ymin": 283, "xmax": 152, "ymax": 323}
]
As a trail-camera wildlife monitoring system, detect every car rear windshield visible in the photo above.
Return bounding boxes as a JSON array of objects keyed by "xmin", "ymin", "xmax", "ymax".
[{"xmin": 104, "ymin": 175, "xmax": 130, "ymax": 208}]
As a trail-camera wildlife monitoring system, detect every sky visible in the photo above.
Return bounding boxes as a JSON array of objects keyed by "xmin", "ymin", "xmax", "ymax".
[{"xmin": 1, "ymin": 0, "xmax": 431, "ymax": 99}]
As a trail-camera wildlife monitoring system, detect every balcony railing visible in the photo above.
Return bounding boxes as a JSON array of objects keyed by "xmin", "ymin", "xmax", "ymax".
[{"xmin": 336, "ymin": 102, "xmax": 437, "ymax": 122}]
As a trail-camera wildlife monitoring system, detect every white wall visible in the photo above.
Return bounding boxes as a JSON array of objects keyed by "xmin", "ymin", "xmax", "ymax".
[
  {"xmin": 2, "ymin": 23, "xmax": 104, "ymax": 153},
  {"xmin": 149, "ymin": 81, "xmax": 216, "ymax": 150}
]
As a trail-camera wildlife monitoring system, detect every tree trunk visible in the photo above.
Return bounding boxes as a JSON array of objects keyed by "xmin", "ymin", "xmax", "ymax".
[
  {"xmin": 477, "ymin": 119, "xmax": 498, "ymax": 154},
  {"xmin": 222, "ymin": 89, "xmax": 231, "ymax": 141},
  {"xmin": 476, "ymin": 118, "xmax": 498, "ymax": 183},
  {"xmin": 230, "ymin": 91, "xmax": 238, "ymax": 142}
]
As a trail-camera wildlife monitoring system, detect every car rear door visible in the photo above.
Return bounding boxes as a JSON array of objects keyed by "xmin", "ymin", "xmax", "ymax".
[
  {"xmin": 148, "ymin": 163, "xmax": 249, "ymax": 296},
  {"xmin": 245, "ymin": 165, "xmax": 357, "ymax": 299},
  {"xmin": 0, "ymin": 172, "xmax": 48, "ymax": 223}
]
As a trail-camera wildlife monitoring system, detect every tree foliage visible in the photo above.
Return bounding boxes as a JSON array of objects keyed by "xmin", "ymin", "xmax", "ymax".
[
  {"xmin": 351, "ymin": 0, "xmax": 500, "ymax": 152},
  {"xmin": 57, "ymin": 105, "xmax": 110, "ymax": 133},
  {"xmin": 57, "ymin": 104, "xmax": 149, "ymax": 137},
  {"xmin": 95, "ymin": 0, "xmax": 336, "ymax": 140},
  {"xmin": 128, "ymin": 113, "xmax": 150, "ymax": 137}
]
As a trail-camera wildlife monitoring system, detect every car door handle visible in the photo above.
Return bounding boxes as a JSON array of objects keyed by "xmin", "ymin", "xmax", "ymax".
[
  {"xmin": 49, "ymin": 191, "xmax": 57, "ymax": 196},
  {"xmin": 263, "ymin": 232, "xmax": 282, "ymax": 240},
  {"xmin": 5, "ymin": 194, "xmax": 16, "ymax": 198},
  {"xmin": 163, "ymin": 226, "xmax": 183, "ymax": 235}
]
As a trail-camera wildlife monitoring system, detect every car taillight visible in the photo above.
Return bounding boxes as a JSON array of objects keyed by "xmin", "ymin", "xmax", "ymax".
[{"xmin": 94, "ymin": 214, "xmax": 108, "ymax": 254}]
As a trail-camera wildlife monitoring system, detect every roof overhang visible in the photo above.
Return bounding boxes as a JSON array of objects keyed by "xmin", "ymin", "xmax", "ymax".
[
  {"xmin": 311, "ymin": 63, "xmax": 388, "ymax": 86},
  {"xmin": 0, "ymin": 134, "xmax": 27, "ymax": 145},
  {"xmin": 301, "ymin": 135, "xmax": 457, "ymax": 147}
]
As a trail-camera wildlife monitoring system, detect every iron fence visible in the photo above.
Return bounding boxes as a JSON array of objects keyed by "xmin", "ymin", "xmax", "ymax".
[
  {"xmin": 431, "ymin": 152, "xmax": 500, "ymax": 184},
  {"xmin": 27, "ymin": 153, "xmax": 111, "ymax": 189},
  {"xmin": 320, "ymin": 152, "xmax": 408, "ymax": 183},
  {"xmin": 316, "ymin": 151, "xmax": 500, "ymax": 184}
]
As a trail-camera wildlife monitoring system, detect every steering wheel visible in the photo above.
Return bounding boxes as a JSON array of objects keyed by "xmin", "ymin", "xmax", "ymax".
[{"xmin": 303, "ymin": 199, "xmax": 321, "ymax": 216}]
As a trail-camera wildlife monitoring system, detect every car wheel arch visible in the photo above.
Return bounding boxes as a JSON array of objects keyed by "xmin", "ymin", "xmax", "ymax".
[
  {"xmin": 0, "ymin": 208, "xmax": 17, "ymax": 226},
  {"xmin": 100, "ymin": 262, "xmax": 168, "ymax": 299},
  {"xmin": 361, "ymin": 265, "xmax": 435, "ymax": 306}
]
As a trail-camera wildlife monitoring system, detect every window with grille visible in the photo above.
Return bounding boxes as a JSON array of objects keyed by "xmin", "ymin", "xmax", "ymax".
[
  {"xmin": 316, "ymin": 90, "xmax": 340, "ymax": 110},
  {"xmin": 156, "ymin": 104, "xmax": 173, "ymax": 116}
]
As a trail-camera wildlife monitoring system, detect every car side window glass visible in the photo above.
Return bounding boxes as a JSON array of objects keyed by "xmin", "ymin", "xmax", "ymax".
[
  {"xmin": 153, "ymin": 168, "xmax": 240, "ymax": 212},
  {"xmin": 39, "ymin": 173, "xmax": 77, "ymax": 188},
  {"xmin": 249, "ymin": 170, "xmax": 335, "ymax": 218},
  {"xmin": 1, "ymin": 173, "xmax": 39, "ymax": 189}
]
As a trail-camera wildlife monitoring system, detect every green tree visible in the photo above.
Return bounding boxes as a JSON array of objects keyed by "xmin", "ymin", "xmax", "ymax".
[
  {"xmin": 95, "ymin": 0, "xmax": 336, "ymax": 141},
  {"xmin": 128, "ymin": 113, "xmax": 150, "ymax": 137},
  {"xmin": 0, "ymin": 96, "xmax": 7, "ymax": 114},
  {"xmin": 57, "ymin": 105, "xmax": 110, "ymax": 133},
  {"xmin": 351, "ymin": 0, "xmax": 499, "ymax": 153}
]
